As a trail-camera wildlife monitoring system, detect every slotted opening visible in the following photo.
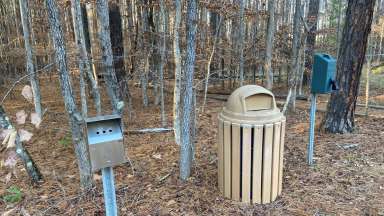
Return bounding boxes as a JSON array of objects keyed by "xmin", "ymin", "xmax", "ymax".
[
  {"xmin": 240, "ymin": 127, "xmax": 243, "ymax": 200},
  {"xmin": 250, "ymin": 127, "xmax": 254, "ymax": 202},
  {"xmin": 245, "ymin": 94, "xmax": 273, "ymax": 111},
  {"xmin": 261, "ymin": 125, "xmax": 265, "ymax": 203}
]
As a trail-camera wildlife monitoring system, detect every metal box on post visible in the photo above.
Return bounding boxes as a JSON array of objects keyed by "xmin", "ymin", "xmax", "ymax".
[
  {"xmin": 311, "ymin": 53, "xmax": 337, "ymax": 94},
  {"xmin": 86, "ymin": 114, "xmax": 126, "ymax": 172},
  {"xmin": 218, "ymin": 85, "xmax": 286, "ymax": 204}
]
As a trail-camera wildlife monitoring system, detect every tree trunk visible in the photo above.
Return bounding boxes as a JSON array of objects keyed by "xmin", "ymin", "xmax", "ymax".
[
  {"xmin": 96, "ymin": 0, "xmax": 123, "ymax": 114},
  {"xmin": 19, "ymin": 0, "xmax": 43, "ymax": 118},
  {"xmin": 305, "ymin": 0, "xmax": 320, "ymax": 85},
  {"xmin": 71, "ymin": 0, "xmax": 102, "ymax": 115},
  {"xmin": 322, "ymin": 0, "xmax": 375, "ymax": 133},
  {"xmin": 283, "ymin": 0, "xmax": 302, "ymax": 114},
  {"xmin": 180, "ymin": 0, "xmax": 197, "ymax": 181},
  {"xmin": 85, "ymin": 3, "xmax": 99, "ymax": 84},
  {"xmin": 45, "ymin": 0, "xmax": 92, "ymax": 189},
  {"xmin": 0, "ymin": 106, "xmax": 42, "ymax": 183},
  {"xmin": 264, "ymin": 0, "xmax": 276, "ymax": 90},
  {"xmin": 238, "ymin": 0, "xmax": 245, "ymax": 86},
  {"xmin": 173, "ymin": 0, "xmax": 182, "ymax": 145},
  {"xmin": 139, "ymin": 0, "xmax": 149, "ymax": 107},
  {"xmin": 159, "ymin": 0, "xmax": 166, "ymax": 127},
  {"xmin": 365, "ymin": 37, "xmax": 373, "ymax": 116},
  {"xmin": 109, "ymin": 3, "xmax": 125, "ymax": 83}
]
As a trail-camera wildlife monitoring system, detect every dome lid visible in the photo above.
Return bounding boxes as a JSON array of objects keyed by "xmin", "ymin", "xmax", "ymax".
[{"xmin": 220, "ymin": 85, "xmax": 284, "ymax": 124}]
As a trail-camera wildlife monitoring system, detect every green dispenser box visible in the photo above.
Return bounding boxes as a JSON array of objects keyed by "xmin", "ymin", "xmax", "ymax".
[{"xmin": 311, "ymin": 53, "xmax": 337, "ymax": 94}]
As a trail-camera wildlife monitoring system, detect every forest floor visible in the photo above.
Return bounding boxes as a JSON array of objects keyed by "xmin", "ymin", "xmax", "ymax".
[{"xmin": 0, "ymin": 77, "xmax": 384, "ymax": 215}]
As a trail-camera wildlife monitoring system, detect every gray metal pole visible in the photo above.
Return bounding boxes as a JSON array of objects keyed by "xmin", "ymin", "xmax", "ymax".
[
  {"xmin": 102, "ymin": 167, "xmax": 118, "ymax": 216},
  {"xmin": 307, "ymin": 93, "xmax": 317, "ymax": 165}
]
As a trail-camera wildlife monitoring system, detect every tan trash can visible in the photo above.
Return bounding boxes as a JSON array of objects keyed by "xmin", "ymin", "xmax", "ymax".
[{"xmin": 217, "ymin": 85, "xmax": 286, "ymax": 204}]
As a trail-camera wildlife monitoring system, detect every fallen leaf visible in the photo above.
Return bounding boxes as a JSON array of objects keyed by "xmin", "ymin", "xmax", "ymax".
[
  {"xmin": 16, "ymin": 110, "xmax": 27, "ymax": 125},
  {"xmin": 4, "ymin": 129, "xmax": 17, "ymax": 148},
  {"xmin": 30, "ymin": 113, "xmax": 42, "ymax": 128},
  {"xmin": 166, "ymin": 199, "xmax": 176, "ymax": 206},
  {"xmin": 5, "ymin": 172, "xmax": 12, "ymax": 184},
  {"xmin": 20, "ymin": 207, "xmax": 31, "ymax": 216},
  {"xmin": 4, "ymin": 152, "xmax": 18, "ymax": 168},
  {"xmin": 93, "ymin": 173, "xmax": 102, "ymax": 181},
  {"xmin": 152, "ymin": 153, "xmax": 162, "ymax": 160},
  {"xmin": 2, "ymin": 208, "xmax": 17, "ymax": 216},
  {"xmin": 18, "ymin": 129, "xmax": 33, "ymax": 142},
  {"xmin": 21, "ymin": 85, "xmax": 34, "ymax": 103},
  {"xmin": 0, "ymin": 129, "xmax": 11, "ymax": 141},
  {"xmin": 67, "ymin": 175, "xmax": 76, "ymax": 179}
]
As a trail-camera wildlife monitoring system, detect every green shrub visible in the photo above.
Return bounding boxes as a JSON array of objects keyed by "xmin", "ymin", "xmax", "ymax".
[
  {"xmin": 58, "ymin": 135, "xmax": 72, "ymax": 147},
  {"xmin": 3, "ymin": 186, "xmax": 23, "ymax": 203}
]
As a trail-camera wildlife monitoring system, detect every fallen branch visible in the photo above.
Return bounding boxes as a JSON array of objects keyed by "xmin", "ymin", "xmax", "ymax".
[{"xmin": 126, "ymin": 127, "xmax": 173, "ymax": 134}]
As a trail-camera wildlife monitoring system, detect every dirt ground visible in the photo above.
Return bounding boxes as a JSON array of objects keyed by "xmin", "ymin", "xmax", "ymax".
[{"xmin": 1, "ymin": 78, "xmax": 384, "ymax": 215}]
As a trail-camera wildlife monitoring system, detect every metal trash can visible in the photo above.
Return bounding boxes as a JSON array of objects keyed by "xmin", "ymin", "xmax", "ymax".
[{"xmin": 217, "ymin": 85, "xmax": 286, "ymax": 204}]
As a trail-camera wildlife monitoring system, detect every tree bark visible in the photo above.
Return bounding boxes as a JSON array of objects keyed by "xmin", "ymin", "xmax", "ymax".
[
  {"xmin": 96, "ymin": 0, "xmax": 124, "ymax": 114},
  {"xmin": 305, "ymin": 0, "xmax": 320, "ymax": 85},
  {"xmin": 283, "ymin": 0, "xmax": 302, "ymax": 114},
  {"xmin": 71, "ymin": 0, "xmax": 102, "ymax": 115},
  {"xmin": 180, "ymin": 0, "xmax": 197, "ymax": 181},
  {"xmin": 322, "ymin": 0, "xmax": 375, "ymax": 133},
  {"xmin": 45, "ymin": 0, "xmax": 92, "ymax": 189},
  {"xmin": 85, "ymin": 3, "xmax": 99, "ymax": 83},
  {"xmin": 19, "ymin": 0, "xmax": 43, "ymax": 118},
  {"xmin": 159, "ymin": 0, "xmax": 166, "ymax": 127},
  {"xmin": 264, "ymin": 0, "xmax": 276, "ymax": 90},
  {"xmin": 238, "ymin": 0, "xmax": 245, "ymax": 86},
  {"xmin": 173, "ymin": 0, "xmax": 182, "ymax": 145},
  {"xmin": 138, "ymin": 0, "xmax": 149, "ymax": 107}
]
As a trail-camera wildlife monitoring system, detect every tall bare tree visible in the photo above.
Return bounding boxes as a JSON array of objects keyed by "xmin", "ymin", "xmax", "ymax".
[
  {"xmin": 323, "ymin": 0, "xmax": 376, "ymax": 133},
  {"xmin": 19, "ymin": 0, "xmax": 42, "ymax": 118},
  {"xmin": 45, "ymin": 0, "xmax": 92, "ymax": 189},
  {"xmin": 238, "ymin": 0, "xmax": 245, "ymax": 86},
  {"xmin": 158, "ymin": 0, "xmax": 166, "ymax": 127},
  {"xmin": 173, "ymin": 0, "xmax": 182, "ymax": 145},
  {"xmin": 283, "ymin": 0, "xmax": 302, "ymax": 113},
  {"xmin": 180, "ymin": 0, "xmax": 197, "ymax": 180},
  {"xmin": 96, "ymin": 0, "xmax": 124, "ymax": 114},
  {"xmin": 305, "ymin": 0, "xmax": 320, "ymax": 82},
  {"xmin": 70, "ymin": 0, "xmax": 102, "ymax": 116},
  {"xmin": 264, "ymin": 0, "xmax": 276, "ymax": 90}
]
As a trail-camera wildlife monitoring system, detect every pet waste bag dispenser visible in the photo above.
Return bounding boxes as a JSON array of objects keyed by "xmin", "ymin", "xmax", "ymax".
[
  {"xmin": 218, "ymin": 85, "xmax": 286, "ymax": 204},
  {"xmin": 86, "ymin": 114, "xmax": 126, "ymax": 171},
  {"xmin": 311, "ymin": 53, "xmax": 337, "ymax": 94},
  {"xmin": 307, "ymin": 53, "xmax": 338, "ymax": 166}
]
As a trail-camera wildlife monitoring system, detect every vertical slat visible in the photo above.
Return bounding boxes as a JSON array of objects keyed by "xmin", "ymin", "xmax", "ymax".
[
  {"xmin": 262, "ymin": 123, "xmax": 274, "ymax": 204},
  {"xmin": 278, "ymin": 120, "xmax": 286, "ymax": 195},
  {"xmin": 252, "ymin": 125, "xmax": 263, "ymax": 204},
  {"xmin": 241, "ymin": 125, "xmax": 252, "ymax": 203},
  {"xmin": 218, "ymin": 118, "xmax": 224, "ymax": 193},
  {"xmin": 271, "ymin": 122, "xmax": 281, "ymax": 201},
  {"xmin": 231, "ymin": 123, "xmax": 241, "ymax": 201},
  {"xmin": 223, "ymin": 121, "xmax": 231, "ymax": 198}
]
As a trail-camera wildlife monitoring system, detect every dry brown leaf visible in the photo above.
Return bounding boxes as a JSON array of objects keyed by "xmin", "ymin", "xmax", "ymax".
[
  {"xmin": 152, "ymin": 153, "xmax": 162, "ymax": 160},
  {"xmin": 16, "ymin": 110, "xmax": 27, "ymax": 125},
  {"xmin": 21, "ymin": 85, "xmax": 33, "ymax": 103},
  {"xmin": 93, "ymin": 173, "xmax": 102, "ymax": 181},
  {"xmin": 18, "ymin": 129, "xmax": 33, "ymax": 142},
  {"xmin": 166, "ymin": 200, "xmax": 176, "ymax": 206},
  {"xmin": 30, "ymin": 113, "xmax": 42, "ymax": 128}
]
